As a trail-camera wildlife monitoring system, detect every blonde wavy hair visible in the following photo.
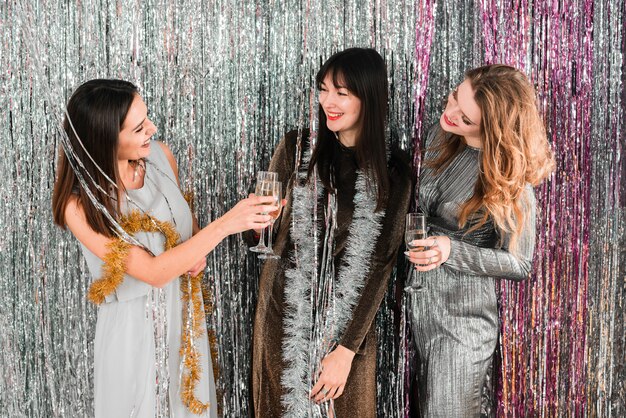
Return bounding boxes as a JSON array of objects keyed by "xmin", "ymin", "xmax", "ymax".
[{"xmin": 429, "ymin": 64, "xmax": 555, "ymax": 255}]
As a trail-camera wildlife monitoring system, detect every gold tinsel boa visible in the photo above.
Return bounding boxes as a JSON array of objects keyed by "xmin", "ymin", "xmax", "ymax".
[
  {"xmin": 87, "ymin": 211, "xmax": 180, "ymax": 304},
  {"xmin": 87, "ymin": 209, "xmax": 211, "ymax": 414}
]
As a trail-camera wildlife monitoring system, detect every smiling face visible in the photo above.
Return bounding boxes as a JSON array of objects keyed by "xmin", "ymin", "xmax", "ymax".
[
  {"xmin": 439, "ymin": 78, "xmax": 482, "ymax": 147},
  {"xmin": 117, "ymin": 95, "xmax": 157, "ymax": 161},
  {"xmin": 318, "ymin": 73, "xmax": 362, "ymax": 147}
]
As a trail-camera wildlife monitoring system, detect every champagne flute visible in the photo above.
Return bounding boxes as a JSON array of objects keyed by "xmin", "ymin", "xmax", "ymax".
[
  {"xmin": 249, "ymin": 171, "xmax": 278, "ymax": 253},
  {"xmin": 405, "ymin": 213, "xmax": 428, "ymax": 291},
  {"xmin": 259, "ymin": 181, "xmax": 282, "ymax": 260},
  {"xmin": 405, "ymin": 213, "xmax": 428, "ymax": 253}
]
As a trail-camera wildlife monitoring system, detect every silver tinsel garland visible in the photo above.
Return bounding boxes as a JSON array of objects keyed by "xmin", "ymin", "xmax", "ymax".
[{"xmin": 282, "ymin": 163, "xmax": 385, "ymax": 416}]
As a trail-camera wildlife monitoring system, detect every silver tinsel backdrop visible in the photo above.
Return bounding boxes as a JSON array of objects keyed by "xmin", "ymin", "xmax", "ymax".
[{"xmin": 0, "ymin": 0, "xmax": 623, "ymax": 417}]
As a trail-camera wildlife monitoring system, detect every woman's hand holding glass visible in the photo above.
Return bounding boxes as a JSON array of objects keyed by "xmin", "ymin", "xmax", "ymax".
[
  {"xmin": 215, "ymin": 194, "xmax": 276, "ymax": 237},
  {"xmin": 406, "ymin": 235, "xmax": 451, "ymax": 271},
  {"xmin": 404, "ymin": 213, "xmax": 451, "ymax": 271},
  {"xmin": 249, "ymin": 171, "xmax": 279, "ymax": 253},
  {"xmin": 250, "ymin": 195, "xmax": 287, "ymax": 235}
]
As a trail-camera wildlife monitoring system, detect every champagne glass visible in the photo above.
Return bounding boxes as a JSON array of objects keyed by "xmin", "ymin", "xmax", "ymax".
[
  {"xmin": 249, "ymin": 171, "xmax": 278, "ymax": 253},
  {"xmin": 405, "ymin": 213, "xmax": 428, "ymax": 291},
  {"xmin": 405, "ymin": 213, "xmax": 428, "ymax": 252},
  {"xmin": 259, "ymin": 181, "xmax": 282, "ymax": 260}
]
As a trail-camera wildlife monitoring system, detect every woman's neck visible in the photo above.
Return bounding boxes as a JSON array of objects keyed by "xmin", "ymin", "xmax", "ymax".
[
  {"xmin": 118, "ymin": 159, "xmax": 131, "ymax": 175},
  {"xmin": 118, "ymin": 159, "xmax": 145, "ymax": 188},
  {"xmin": 336, "ymin": 131, "xmax": 356, "ymax": 148},
  {"xmin": 463, "ymin": 135, "xmax": 482, "ymax": 149}
]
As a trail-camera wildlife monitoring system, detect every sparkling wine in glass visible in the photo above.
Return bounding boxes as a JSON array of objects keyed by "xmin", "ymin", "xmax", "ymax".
[
  {"xmin": 405, "ymin": 228, "xmax": 428, "ymax": 252},
  {"xmin": 249, "ymin": 171, "xmax": 278, "ymax": 254},
  {"xmin": 405, "ymin": 213, "xmax": 430, "ymax": 279},
  {"xmin": 259, "ymin": 181, "xmax": 282, "ymax": 260},
  {"xmin": 405, "ymin": 213, "xmax": 428, "ymax": 251}
]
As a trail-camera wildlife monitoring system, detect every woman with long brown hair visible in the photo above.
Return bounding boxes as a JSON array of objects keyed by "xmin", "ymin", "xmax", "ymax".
[
  {"xmin": 406, "ymin": 65, "xmax": 554, "ymax": 416},
  {"xmin": 52, "ymin": 79, "xmax": 275, "ymax": 417}
]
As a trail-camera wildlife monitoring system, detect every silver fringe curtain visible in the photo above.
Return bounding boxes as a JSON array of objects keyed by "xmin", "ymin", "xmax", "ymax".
[{"xmin": 0, "ymin": 0, "xmax": 623, "ymax": 416}]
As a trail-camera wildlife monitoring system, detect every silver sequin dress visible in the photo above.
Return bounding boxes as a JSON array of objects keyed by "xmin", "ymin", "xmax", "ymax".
[{"xmin": 408, "ymin": 126, "xmax": 536, "ymax": 417}]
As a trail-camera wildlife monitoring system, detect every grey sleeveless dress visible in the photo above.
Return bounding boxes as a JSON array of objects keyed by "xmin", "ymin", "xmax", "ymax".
[
  {"xmin": 408, "ymin": 126, "xmax": 536, "ymax": 417},
  {"xmin": 79, "ymin": 141, "xmax": 217, "ymax": 418}
]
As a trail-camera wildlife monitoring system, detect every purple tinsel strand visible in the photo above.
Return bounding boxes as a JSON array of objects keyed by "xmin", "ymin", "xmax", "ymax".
[
  {"xmin": 406, "ymin": 1, "xmax": 437, "ymax": 417},
  {"xmin": 411, "ymin": 0, "xmax": 437, "ymax": 177}
]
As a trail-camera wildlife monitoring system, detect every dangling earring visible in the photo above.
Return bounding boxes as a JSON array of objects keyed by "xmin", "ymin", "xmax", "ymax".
[
  {"xmin": 132, "ymin": 163, "xmax": 139, "ymax": 182},
  {"xmin": 131, "ymin": 159, "xmax": 145, "ymax": 182}
]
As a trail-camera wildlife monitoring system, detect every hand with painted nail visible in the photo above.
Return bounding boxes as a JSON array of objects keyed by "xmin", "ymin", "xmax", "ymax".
[
  {"xmin": 405, "ymin": 235, "xmax": 451, "ymax": 272},
  {"xmin": 249, "ymin": 193, "xmax": 287, "ymax": 235},
  {"xmin": 217, "ymin": 195, "xmax": 277, "ymax": 236},
  {"xmin": 310, "ymin": 345, "xmax": 355, "ymax": 403},
  {"xmin": 187, "ymin": 257, "xmax": 207, "ymax": 276}
]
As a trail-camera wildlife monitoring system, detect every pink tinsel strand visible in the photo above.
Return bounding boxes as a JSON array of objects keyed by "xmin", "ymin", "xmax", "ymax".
[
  {"xmin": 407, "ymin": 0, "xmax": 437, "ymax": 417},
  {"xmin": 411, "ymin": 0, "xmax": 437, "ymax": 187}
]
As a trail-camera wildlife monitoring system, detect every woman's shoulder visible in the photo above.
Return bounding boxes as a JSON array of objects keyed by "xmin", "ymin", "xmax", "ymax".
[
  {"xmin": 381, "ymin": 147, "xmax": 412, "ymax": 216},
  {"xmin": 522, "ymin": 183, "xmax": 537, "ymax": 206},
  {"xmin": 424, "ymin": 123, "xmax": 442, "ymax": 148},
  {"xmin": 149, "ymin": 140, "xmax": 179, "ymax": 180},
  {"xmin": 151, "ymin": 141, "xmax": 174, "ymax": 165},
  {"xmin": 387, "ymin": 146, "xmax": 412, "ymax": 186},
  {"xmin": 381, "ymin": 146, "xmax": 413, "ymax": 216},
  {"xmin": 275, "ymin": 128, "xmax": 311, "ymax": 163},
  {"xmin": 154, "ymin": 140, "xmax": 172, "ymax": 156},
  {"xmin": 281, "ymin": 128, "xmax": 310, "ymax": 149}
]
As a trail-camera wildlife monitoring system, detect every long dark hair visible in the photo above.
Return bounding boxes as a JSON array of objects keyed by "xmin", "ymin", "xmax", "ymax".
[
  {"xmin": 308, "ymin": 48, "xmax": 390, "ymax": 211},
  {"xmin": 52, "ymin": 79, "xmax": 138, "ymax": 236}
]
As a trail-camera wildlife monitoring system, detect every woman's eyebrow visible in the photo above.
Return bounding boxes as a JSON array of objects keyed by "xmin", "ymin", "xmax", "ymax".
[{"xmin": 453, "ymin": 90, "xmax": 476, "ymax": 125}]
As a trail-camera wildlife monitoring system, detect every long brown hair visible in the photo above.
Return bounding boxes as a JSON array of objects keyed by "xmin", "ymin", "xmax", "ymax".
[
  {"xmin": 308, "ymin": 48, "xmax": 390, "ymax": 211},
  {"xmin": 52, "ymin": 79, "xmax": 138, "ymax": 236},
  {"xmin": 428, "ymin": 64, "xmax": 555, "ymax": 254}
]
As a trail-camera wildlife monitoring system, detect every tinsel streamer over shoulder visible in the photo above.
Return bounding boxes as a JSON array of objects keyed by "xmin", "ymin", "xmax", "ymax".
[
  {"xmin": 87, "ymin": 210, "xmax": 180, "ymax": 304},
  {"xmin": 281, "ymin": 151, "xmax": 385, "ymax": 417}
]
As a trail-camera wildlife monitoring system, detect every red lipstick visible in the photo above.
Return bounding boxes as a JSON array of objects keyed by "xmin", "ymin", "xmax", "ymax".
[
  {"xmin": 443, "ymin": 114, "xmax": 457, "ymax": 127},
  {"xmin": 326, "ymin": 112, "xmax": 342, "ymax": 121}
]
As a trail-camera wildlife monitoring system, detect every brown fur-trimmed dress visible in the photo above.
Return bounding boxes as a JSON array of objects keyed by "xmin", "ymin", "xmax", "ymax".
[{"xmin": 250, "ymin": 130, "xmax": 411, "ymax": 417}]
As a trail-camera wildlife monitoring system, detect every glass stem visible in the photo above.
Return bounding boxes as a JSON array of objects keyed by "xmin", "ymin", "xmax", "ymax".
[
  {"xmin": 258, "ymin": 224, "xmax": 266, "ymax": 248},
  {"xmin": 266, "ymin": 223, "xmax": 274, "ymax": 252}
]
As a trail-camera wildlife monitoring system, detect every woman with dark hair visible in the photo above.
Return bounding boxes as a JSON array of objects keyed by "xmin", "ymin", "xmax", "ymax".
[
  {"xmin": 52, "ymin": 79, "xmax": 275, "ymax": 417},
  {"xmin": 406, "ymin": 65, "xmax": 554, "ymax": 416},
  {"xmin": 250, "ymin": 48, "xmax": 411, "ymax": 417}
]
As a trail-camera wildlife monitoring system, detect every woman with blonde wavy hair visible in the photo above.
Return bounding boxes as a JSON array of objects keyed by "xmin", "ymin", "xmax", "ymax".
[{"xmin": 406, "ymin": 64, "xmax": 554, "ymax": 416}]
